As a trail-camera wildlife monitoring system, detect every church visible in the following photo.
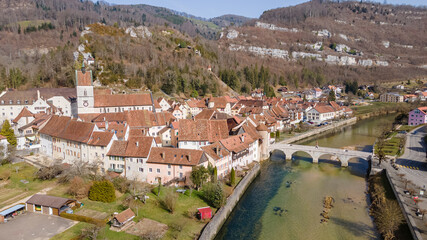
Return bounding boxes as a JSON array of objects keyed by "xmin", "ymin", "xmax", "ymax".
[{"xmin": 75, "ymin": 64, "xmax": 157, "ymax": 117}]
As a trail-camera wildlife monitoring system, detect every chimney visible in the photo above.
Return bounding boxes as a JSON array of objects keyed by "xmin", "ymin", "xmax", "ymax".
[
  {"xmin": 37, "ymin": 90, "xmax": 40, "ymax": 100},
  {"xmin": 161, "ymin": 152, "xmax": 165, "ymax": 159},
  {"xmin": 241, "ymin": 135, "xmax": 245, "ymax": 143},
  {"xmin": 136, "ymin": 141, "xmax": 139, "ymax": 147},
  {"xmin": 187, "ymin": 155, "xmax": 191, "ymax": 162}
]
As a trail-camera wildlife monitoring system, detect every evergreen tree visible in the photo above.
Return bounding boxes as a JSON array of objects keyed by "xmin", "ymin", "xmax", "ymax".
[
  {"xmin": 230, "ymin": 168, "xmax": 236, "ymax": 186},
  {"xmin": 1, "ymin": 120, "xmax": 16, "ymax": 146},
  {"xmin": 213, "ymin": 167, "xmax": 218, "ymax": 182},
  {"xmin": 328, "ymin": 90, "xmax": 336, "ymax": 102}
]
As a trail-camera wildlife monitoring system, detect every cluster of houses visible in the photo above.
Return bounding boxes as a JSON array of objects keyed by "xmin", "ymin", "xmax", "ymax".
[{"xmin": 0, "ymin": 66, "xmax": 353, "ymax": 186}]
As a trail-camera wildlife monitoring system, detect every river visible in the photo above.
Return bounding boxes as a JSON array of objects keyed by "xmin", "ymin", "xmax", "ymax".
[{"xmin": 215, "ymin": 114, "xmax": 397, "ymax": 240}]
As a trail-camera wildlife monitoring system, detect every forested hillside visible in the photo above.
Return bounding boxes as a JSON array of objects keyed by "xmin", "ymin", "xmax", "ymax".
[{"xmin": 0, "ymin": 0, "xmax": 426, "ymax": 98}]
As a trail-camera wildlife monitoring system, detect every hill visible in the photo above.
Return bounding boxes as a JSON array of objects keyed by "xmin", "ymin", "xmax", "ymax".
[{"xmin": 0, "ymin": 0, "xmax": 426, "ymax": 98}]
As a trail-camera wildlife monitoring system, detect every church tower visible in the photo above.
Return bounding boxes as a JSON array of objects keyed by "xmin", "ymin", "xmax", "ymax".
[{"xmin": 76, "ymin": 63, "xmax": 95, "ymax": 115}]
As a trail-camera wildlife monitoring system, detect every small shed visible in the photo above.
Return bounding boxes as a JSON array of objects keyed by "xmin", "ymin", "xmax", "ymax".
[
  {"xmin": 26, "ymin": 194, "xmax": 76, "ymax": 216},
  {"xmin": 111, "ymin": 208, "xmax": 135, "ymax": 229},
  {"xmin": 197, "ymin": 207, "xmax": 212, "ymax": 220},
  {"xmin": 0, "ymin": 204, "xmax": 25, "ymax": 223}
]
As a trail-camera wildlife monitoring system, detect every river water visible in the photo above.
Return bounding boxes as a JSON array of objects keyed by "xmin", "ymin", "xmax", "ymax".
[{"xmin": 216, "ymin": 114, "xmax": 397, "ymax": 240}]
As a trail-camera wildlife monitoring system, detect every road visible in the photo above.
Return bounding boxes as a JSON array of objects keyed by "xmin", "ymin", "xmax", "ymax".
[{"xmin": 395, "ymin": 126, "xmax": 427, "ymax": 189}]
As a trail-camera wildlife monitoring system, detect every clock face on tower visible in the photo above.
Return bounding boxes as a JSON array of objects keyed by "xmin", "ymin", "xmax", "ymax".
[{"xmin": 83, "ymin": 100, "xmax": 89, "ymax": 107}]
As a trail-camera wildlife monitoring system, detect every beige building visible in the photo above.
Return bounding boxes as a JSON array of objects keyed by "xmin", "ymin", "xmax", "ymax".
[{"xmin": 380, "ymin": 93, "xmax": 404, "ymax": 103}]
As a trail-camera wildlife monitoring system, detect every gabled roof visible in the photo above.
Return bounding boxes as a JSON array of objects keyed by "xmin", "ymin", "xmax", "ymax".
[
  {"xmin": 114, "ymin": 208, "xmax": 135, "ymax": 224},
  {"xmin": 87, "ymin": 132, "xmax": 114, "ymax": 146},
  {"xmin": 201, "ymin": 141, "xmax": 230, "ymax": 160},
  {"xmin": 26, "ymin": 194, "xmax": 75, "ymax": 209},
  {"xmin": 39, "ymin": 116, "xmax": 94, "ymax": 143},
  {"xmin": 12, "ymin": 107, "xmax": 34, "ymax": 123},
  {"xmin": 220, "ymin": 133, "xmax": 255, "ymax": 153},
  {"xmin": 194, "ymin": 109, "xmax": 215, "ymax": 120},
  {"xmin": 94, "ymin": 93, "xmax": 153, "ymax": 107},
  {"xmin": 147, "ymin": 147, "xmax": 206, "ymax": 166},
  {"xmin": 178, "ymin": 119, "xmax": 229, "ymax": 142},
  {"xmin": 107, "ymin": 136, "xmax": 154, "ymax": 158}
]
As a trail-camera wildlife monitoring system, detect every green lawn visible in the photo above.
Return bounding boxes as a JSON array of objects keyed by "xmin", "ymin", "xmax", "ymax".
[
  {"xmin": 351, "ymin": 102, "xmax": 398, "ymax": 116},
  {"xmin": 0, "ymin": 162, "xmax": 56, "ymax": 208},
  {"xmin": 51, "ymin": 186, "xmax": 213, "ymax": 240},
  {"xmin": 398, "ymin": 125, "xmax": 419, "ymax": 132}
]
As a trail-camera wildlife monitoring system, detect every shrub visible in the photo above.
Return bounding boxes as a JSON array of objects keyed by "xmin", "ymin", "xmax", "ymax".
[
  {"xmin": 230, "ymin": 168, "xmax": 236, "ymax": 186},
  {"xmin": 60, "ymin": 212, "xmax": 106, "ymax": 226},
  {"xmin": 35, "ymin": 165, "xmax": 63, "ymax": 180},
  {"xmin": 0, "ymin": 170, "xmax": 10, "ymax": 181},
  {"xmin": 88, "ymin": 180, "xmax": 116, "ymax": 203},
  {"xmin": 112, "ymin": 177, "xmax": 130, "ymax": 193},
  {"xmin": 203, "ymin": 182, "xmax": 225, "ymax": 208},
  {"xmin": 159, "ymin": 189, "xmax": 178, "ymax": 213},
  {"xmin": 68, "ymin": 176, "xmax": 90, "ymax": 199}
]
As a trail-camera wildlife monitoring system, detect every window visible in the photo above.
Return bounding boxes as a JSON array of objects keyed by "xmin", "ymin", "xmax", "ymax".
[
  {"xmin": 128, "ymin": 166, "xmax": 130, "ymax": 170},
  {"xmin": 168, "ymin": 171, "xmax": 171, "ymax": 176},
  {"xmin": 157, "ymin": 169, "xmax": 160, "ymax": 173},
  {"xmin": 139, "ymin": 168, "xmax": 144, "ymax": 172},
  {"xmin": 179, "ymin": 173, "xmax": 183, "ymax": 178},
  {"xmin": 149, "ymin": 168, "xmax": 152, "ymax": 172},
  {"xmin": 168, "ymin": 164, "xmax": 171, "ymax": 169},
  {"xmin": 179, "ymin": 165, "xmax": 182, "ymax": 169}
]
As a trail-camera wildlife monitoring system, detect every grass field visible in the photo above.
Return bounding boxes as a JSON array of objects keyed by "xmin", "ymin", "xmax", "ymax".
[
  {"xmin": 351, "ymin": 102, "xmax": 398, "ymax": 116},
  {"xmin": 0, "ymin": 162, "xmax": 56, "ymax": 209}
]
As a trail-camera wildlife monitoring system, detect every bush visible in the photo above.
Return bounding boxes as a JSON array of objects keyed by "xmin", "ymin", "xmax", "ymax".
[
  {"xmin": 35, "ymin": 165, "xmax": 63, "ymax": 180},
  {"xmin": 230, "ymin": 168, "xmax": 236, "ymax": 186},
  {"xmin": 112, "ymin": 177, "xmax": 130, "ymax": 193},
  {"xmin": 159, "ymin": 189, "xmax": 178, "ymax": 213},
  {"xmin": 60, "ymin": 212, "xmax": 107, "ymax": 226},
  {"xmin": 88, "ymin": 180, "xmax": 116, "ymax": 203},
  {"xmin": 203, "ymin": 182, "xmax": 225, "ymax": 208},
  {"xmin": 68, "ymin": 176, "xmax": 90, "ymax": 199}
]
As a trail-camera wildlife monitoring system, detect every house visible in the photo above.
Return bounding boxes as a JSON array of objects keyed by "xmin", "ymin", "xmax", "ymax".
[
  {"xmin": 220, "ymin": 133, "xmax": 258, "ymax": 169},
  {"xmin": 0, "ymin": 88, "xmax": 76, "ymax": 122},
  {"xmin": 178, "ymin": 119, "xmax": 229, "ymax": 150},
  {"xmin": 380, "ymin": 93, "xmax": 403, "ymax": 103},
  {"xmin": 26, "ymin": 194, "xmax": 76, "ymax": 216},
  {"xmin": 145, "ymin": 147, "xmax": 208, "ymax": 186},
  {"xmin": 201, "ymin": 142, "xmax": 232, "ymax": 178},
  {"xmin": 111, "ymin": 208, "xmax": 135, "ymax": 230},
  {"xmin": 186, "ymin": 99, "xmax": 207, "ymax": 117},
  {"xmin": 278, "ymin": 87, "xmax": 288, "ymax": 92},
  {"xmin": 307, "ymin": 105, "xmax": 336, "ymax": 124},
  {"xmin": 404, "ymin": 94, "xmax": 417, "ymax": 102},
  {"xmin": 417, "ymin": 92, "xmax": 427, "ymax": 101},
  {"xmin": 408, "ymin": 107, "xmax": 427, "ymax": 126},
  {"xmin": 251, "ymin": 89, "xmax": 264, "ymax": 98},
  {"xmin": 314, "ymin": 88, "xmax": 322, "ymax": 98},
  {"xmin": 197, "ymin": 207, "xmax": 212, "ymax": 220},
  {"xmin": 207, "ymin": 97, "xmax": 231, "ymax": 115},
  {"xmin": 170, "ymin": 105, "xmax": 184, "ymax": 119},
  {"xmin": 157, "ymin": 98, "xmax": 171, "ymax": 111},
  {"xmin": 107, "ymin": 136, "xmax": 157, "ymax": 180}
]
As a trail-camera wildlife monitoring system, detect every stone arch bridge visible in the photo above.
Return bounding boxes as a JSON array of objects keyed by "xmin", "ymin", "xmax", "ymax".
[{"xmin": 268, "ymin": 143, "xmax": 372, "ymax": 167}]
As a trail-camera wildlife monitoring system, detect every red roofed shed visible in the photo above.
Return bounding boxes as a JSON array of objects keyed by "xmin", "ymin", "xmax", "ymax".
[{"xmin": 197, "ymin": 207, "xmax": 212, "ymax": 220}]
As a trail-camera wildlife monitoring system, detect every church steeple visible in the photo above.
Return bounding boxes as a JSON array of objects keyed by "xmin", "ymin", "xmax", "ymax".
[{"xmin": 81, "ymin": 61, "xmax": 86, "ymax": 74}]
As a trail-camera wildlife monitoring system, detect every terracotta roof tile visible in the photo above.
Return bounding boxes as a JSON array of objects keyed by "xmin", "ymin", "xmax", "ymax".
[
  {"xmin": 76, "ymin": 70, "xmax": 92, "ymax": 86},
  {"xmin": 108, "ymin": 137, "xmax": 154, "ymax": 158},
  {"xmin": 39, "ymin": 116, "xmax": 94, "ymax": 143},
  {"xmin": 114, "ymin": 208, "xmax": 135, "ymax": 224},
  {"xmin": 201, "ymin": 141, "xmax": 230, "ymax": 160},
  {"xmin": 178, "ymin": 119, "xmax": 229, "ymax": 142},
  {"xmin": 220, "ymin": 133, "xmax": 254, "ymax": 153},
  {"xmin": 147, "ymin": 147, "xmax": 206, "ymax": 166},
  {"xmin": 88, "ymin": 132, "xmax": 114, "ymax": 146},
  {"xmin": 94, "ymin": 93, "xmax": 153, "ymax": 107},
  {"xmin": 12, "ymin": 107, "xmax": 34, "ymax": 123}
]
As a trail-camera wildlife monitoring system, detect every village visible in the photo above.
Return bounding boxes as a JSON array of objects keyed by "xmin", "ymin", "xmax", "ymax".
[{"xmin": 0, "ymin": 65, "xmax": 425, "ymax": 239}]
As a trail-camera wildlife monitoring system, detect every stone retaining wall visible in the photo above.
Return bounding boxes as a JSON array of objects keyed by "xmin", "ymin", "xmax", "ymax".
[
  {"xmin": 282, "ymin": 117, "xmax": 357, "ymax": 144},
  {"xmin": 385, "ymin": 170, "xmax": 423, "ymax": 240},
  {"xmin": 199, "ymin": 163, "xmax": 261, "ymax": 240}
]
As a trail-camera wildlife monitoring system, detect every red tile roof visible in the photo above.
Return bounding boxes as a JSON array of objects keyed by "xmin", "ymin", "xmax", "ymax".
[
  {"xmin": 178, "ymin": 119, "xmax": 229, "ymax": 142},
  {"xmin": 147, "ymin": 147, "xmax": 206, "ymax": 166},
  {"xmin": 88, "ymin": 132, "xmax": 114, "ymax": 146},
  {"xmin": 39, "ymin": 116, "xmax": 94, "ymax": 143},
  {"xmin": 12, "ymin": 107, "xmax": 34, "ymax": 123},
  {"xmin": 220, "ymin": 133, "xmax": 255, "ymax": 153},
  {"xmin": 108, "ymin": 136, "xmax": 154, "ymax": 158},
  {"xmin": 114, "ymin": 208, "xmax": 135, "ymax": 224},
  {"xmin": 94, "ymin": 93, "xmax": 153, "ymax": 107},
  {"xmin": 76, "ymin": 70, "xmax": 92, "ymax": 86},
  {"xmin": 201, "ymin": 141, "xmax": 230, "ymax": 160}
]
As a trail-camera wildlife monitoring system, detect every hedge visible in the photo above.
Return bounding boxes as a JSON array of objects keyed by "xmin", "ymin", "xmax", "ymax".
[
  {"xmin": 88, "ymin": 180, "xmax": 116, "ymax": 203},
  {"xmin": 60, "ymin": 212, "xmax": 107, "ymax": 226}
]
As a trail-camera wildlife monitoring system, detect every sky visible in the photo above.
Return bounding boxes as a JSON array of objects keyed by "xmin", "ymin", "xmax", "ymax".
[{"xmin": 104, "ymin": 0, "xmax": 426, "ymax": 19}]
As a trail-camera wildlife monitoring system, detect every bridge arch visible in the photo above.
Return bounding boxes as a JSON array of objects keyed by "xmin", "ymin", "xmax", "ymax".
[
  {"xmin": 270, "ymin": 149, "xmax": 286, "ymax": 162},
  {"xmin": 317, "ymin": 153, "xmax": 342, "ymax": 167},
  {"xmin": 289, "ymin": 150, "xmax": 314, "ymax": 164}
]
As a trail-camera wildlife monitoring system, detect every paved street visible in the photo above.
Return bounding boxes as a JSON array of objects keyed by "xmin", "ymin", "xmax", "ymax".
[{"xmin": 395, "ymin": 126, "xmax": 427, "ymax": 189}]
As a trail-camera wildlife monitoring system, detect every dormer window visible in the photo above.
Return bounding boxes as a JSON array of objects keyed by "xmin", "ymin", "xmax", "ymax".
[
  {"xmin": 1, "ymin": 100, "xmax": 3, "ymax": 104},
  {"xmin": 9, "ymin": 100, "xmax": 12, "ymax": 104},
  {"xmin": 25, "ymin": 100, "xmax": 28, "ymax": 104},
  {"xmin": 17, "ymin": 100, "xmax": 20, "ymax": 104}
]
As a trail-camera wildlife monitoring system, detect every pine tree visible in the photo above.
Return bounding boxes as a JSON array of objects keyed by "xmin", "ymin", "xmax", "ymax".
[
  {"xmin": 213, "ymin": 167, "xmax": 218, "ymax": 182},
  {"xmin": 230, "ymin": 168, "xmax": 236, "ymax": 186},
  {"xmin": 328, "ymin": 90, "xmax": 336, "ymax": 102},
  {"xmin": 1, "ymin": 120, "xmax": 16, "ymax": 146}
]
